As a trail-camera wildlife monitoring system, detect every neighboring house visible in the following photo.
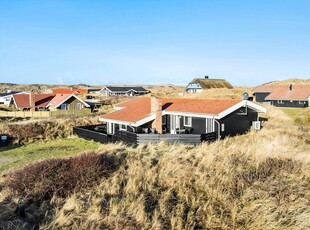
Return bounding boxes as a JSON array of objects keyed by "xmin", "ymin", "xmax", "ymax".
[
  {"xmin": 99, "ymin": 86, "xmax": 149, "ymax": 97},
  {"xmin": 52, "ymin": 88, "xmax": 88, "ymax": 94},
  {"xmin": 0, "ymin": 91, "xmax": 27, "ymax": 106},
  {"xmin": 185, "ymin": 76, "xmax": 233, "ymax": 93},
  {"xmin": 11, "ymin": 93, "xmax": 90, "ymax": 111},
  {"xmin": 99, "ymin": 97, "xmax": 266, "ymax": 140},
  {"xmin": 87, "ymin": 88, "xmax": 101, "ymax": 94},
  {"xmin": 253, "ymin": 84, "xmax": 310, "ymax": 107}
]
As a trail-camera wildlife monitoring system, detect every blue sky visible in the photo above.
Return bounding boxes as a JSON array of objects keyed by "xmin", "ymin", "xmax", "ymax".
[{"xmin": 0, "ymin": 0, "xmax": 309, "ymax": 86}]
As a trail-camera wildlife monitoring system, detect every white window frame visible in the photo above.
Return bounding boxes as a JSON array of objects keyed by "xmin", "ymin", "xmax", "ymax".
[
  {"xmin": 278, "ymin": 100, "xmax": 284, "ymax": 104},
  {"xmin": 76, "ymin": 103, "xmax": 82, "ymax": 110},
  {"xmin": 299, "ymin": 101, "xmax": 304, "ymax": 105},
  {"xmin": 184, "ymin": 116, "xmax": 192, "ymax": 127},
  {"xmin": 61, "ymin": 103, "xmax": 69, "ymax": 110},
  {"xmin": 107, "ymin": 122, "xmax": 114, "ymax": 134},
  {"xmin": 221, "ymin": 123, "xmax": 225, "ymax": 132},
  {"xmin": 120, "ymin": 124, "xmax": 127, "ymax": 131}
]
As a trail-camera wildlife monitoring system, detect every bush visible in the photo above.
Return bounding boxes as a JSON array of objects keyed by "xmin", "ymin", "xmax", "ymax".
[{"xmin": 5, "ymin": 152, "xmax": 121, "ymax": 200}]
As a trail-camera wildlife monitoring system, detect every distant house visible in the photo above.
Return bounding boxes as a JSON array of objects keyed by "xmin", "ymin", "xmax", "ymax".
[
  {"xmin": 52, "ymin": 88, "xmax": 88, "ymax": 94},
  {"xmin": 12, "ymin": 93, "xmax": 90, "ymax": 111},
  {"xmin": 99, "ymin": 86, "xmax": 149, "ymax": 97},
  {"xmin": 0, "ymin": 91, "xmax": 27, "ymax": 106},
  {"xmin": 99, "ymin": 97, "xmax": 266, "ymax": 140},
  {"xmin": 185, "ymin": 76, "xmax": 233, "ymax": 93},
  {"xmin": 253, "ymin": 84, "xmax": 310, "ymax": 107}
]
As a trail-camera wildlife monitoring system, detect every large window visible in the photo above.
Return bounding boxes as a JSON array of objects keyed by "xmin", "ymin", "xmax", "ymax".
[
  {"xmin": 61, "ymin": 104, "xmax": 69, "ymax": 110},
  {"xmin": 120, "ymin": 124, "xmax": 127, "ymax": 131},
  {"xmin": 184, "ymin": 116, "xmax": 192, "ymax": 126}
]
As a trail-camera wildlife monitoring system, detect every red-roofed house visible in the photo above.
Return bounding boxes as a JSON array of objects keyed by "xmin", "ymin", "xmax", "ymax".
[
  {"xmin": 12, "ymin": 94, "xmax": 90, "ymax": 111},
  {"xmin": 98, "ymin": 97, "xmax": 266, "ymax": 140},
  {"xmin": 253, "ymin": 84, "xmax": 310, "ymax": 107}
]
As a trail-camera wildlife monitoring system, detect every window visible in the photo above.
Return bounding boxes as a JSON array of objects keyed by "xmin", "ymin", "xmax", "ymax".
[
  {"xmin": 184, "ymin": 116, "xmax": 192, "ymax": 126},
  {"xmin": 162, "ymin": 115, "xmax": 167, "ymax": 125},
  {"xmin": 120, "ymin": 124, "xmax": 127, "ymax": 131},
  {"xmin": 221, "ymin": 123, "xmax": 225, "ymax": 132},
  {"xmin": 76, "ymin": 103, "xmax": 82, "ymax": 110},
  {"xmin": 278, "ymin": 100, "xmax": 284, "ymax": 104},
  {"xmin": 61, "ymin": 104, "xmax": 69, "ymax": 110},
  {"xmin": 107, "ymin": 122, "xmax": 114, "ymax": 134},
  {"xmin": 299, "ymin": 101, "xmax": 304, "ymax": 104}
]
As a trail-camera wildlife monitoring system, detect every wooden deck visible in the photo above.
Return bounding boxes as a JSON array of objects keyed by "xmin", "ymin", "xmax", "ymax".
[{"xmin": 73, "ymin": 125, "xmax": 217, "ymax": 146}]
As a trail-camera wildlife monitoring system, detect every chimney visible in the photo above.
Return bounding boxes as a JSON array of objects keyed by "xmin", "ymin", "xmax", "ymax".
[
  {"xmin": 30, "ymin": 93, "xmax": 36, "ymax": 111},
  {"xmin": 205, "ymin": 76, "xmax": 209, "ymax": 79},
  {"xmin": 289, "ymin": 84, "xmax": 293, "ymax": 92},
  {"xmin": 151, "ymin": 96, "xmax": 163, "ymax": 134}
]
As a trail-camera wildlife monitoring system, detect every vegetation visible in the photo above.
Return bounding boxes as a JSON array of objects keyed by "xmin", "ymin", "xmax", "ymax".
[
  {"xmin": 0, "ymin": 138, "xmax": 100, "ymax": 173},
  {"xmin": 282, "ymin": 107, "xmax": 310, "ymax": 126},
  {"xmin": 263, "ymin": 78, "xmax": 310, "ymax": 85},
  {"xmin": 4, "ymin": 152, "xmax": 122, "ymax": 200},
  {"xmin": 0, "ymin": 82, "xmax": 309, "ymax": 229},
  {"xmin": 0, "ymin": 114, "xmax": 100, "ymax": 144},
  {"xmin": 0, "ymin": 125, "xmax": 309, "ymax": 229}
]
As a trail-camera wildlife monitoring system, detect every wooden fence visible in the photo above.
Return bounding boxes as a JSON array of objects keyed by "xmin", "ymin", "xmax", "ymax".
[
  {"xmin": 0, "ymin": 109, "xmax": 91, "ymax": 118},
  {"xmin": 73, "ymin": 125, "xmax": 217, "ymax": 146},
  {"xmin": 73, "ymin": 125, "xmax": 110, "ymax": 144}
]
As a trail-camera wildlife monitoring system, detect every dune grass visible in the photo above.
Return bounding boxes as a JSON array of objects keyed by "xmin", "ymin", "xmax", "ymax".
[
  {"xmin": 0, "ymin": 137, "xmax": 101, "ymax": 173},
  {"xmin": 0, "ymin": 126, "xmax": 309, "ymax": 229},
  {"xmin": 281, "ymin": 107, "xmax": 310, "ymax": 126}
]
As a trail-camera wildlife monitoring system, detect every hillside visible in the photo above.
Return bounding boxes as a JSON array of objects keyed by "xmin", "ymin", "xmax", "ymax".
[
  {"xmin": 0, "ymin": 83, "xmax": 184, "ymax": 95},
  {"xmin": 0, "ymin": 124, "xmax": 309, "ymax": 229},
  {"xmin": 262, "ymin": 78, "xmax": 310, "ymax": 85}
]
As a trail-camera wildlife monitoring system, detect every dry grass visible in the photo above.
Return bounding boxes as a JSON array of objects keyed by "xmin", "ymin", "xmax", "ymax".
[
  {"xmin": 0, "ymin": 114, "xmax": 100, "ymax": 144},
  {"xmin": 0, "ymin": 126, "xmax": 309, "ymax": 229},
  {"xmin": 264, "ymin": 78, "xmax": 310, "ymax": 85}
]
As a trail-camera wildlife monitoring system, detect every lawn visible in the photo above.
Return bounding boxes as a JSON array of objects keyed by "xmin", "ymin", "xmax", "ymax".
[
  {"xmin": 0, "ymin": 137, "xmax": 101, "ymax": 173},
  {"xmin": 281, "ymin": 107, "xmax": 310, "ymax": 126}
]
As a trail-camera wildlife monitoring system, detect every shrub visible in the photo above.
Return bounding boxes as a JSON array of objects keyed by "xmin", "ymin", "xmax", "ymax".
[{"xmin": 4, "ymin": 152, "xmax": 121, "ymax": 200}]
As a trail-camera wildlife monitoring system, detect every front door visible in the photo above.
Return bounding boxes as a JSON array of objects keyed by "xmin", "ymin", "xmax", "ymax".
[{"xmin": 170, "ymin": 115, "xmax": 181, "ymax": 134}]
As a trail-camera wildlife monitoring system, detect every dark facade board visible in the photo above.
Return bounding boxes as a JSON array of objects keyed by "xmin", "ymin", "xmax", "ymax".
[
  {"xmin": 219, "ymin": 108, "xmax": 258, "ymax": 138},
  {"xmin": 254, "ymin": 92, "xmax": 270, "ymax": 102},
  {"xmin": 191, "ymin": 117, "xmax": 206, "ymax": 134},
  {"xmin": 271, "ymin": 100, "xmax": 308, "ymax": 108}
]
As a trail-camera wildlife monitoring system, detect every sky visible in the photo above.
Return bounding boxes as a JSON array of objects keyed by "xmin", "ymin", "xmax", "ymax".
[{"xmin": 0, "ymin": 0, "xmax": 309, "ymax": 86}]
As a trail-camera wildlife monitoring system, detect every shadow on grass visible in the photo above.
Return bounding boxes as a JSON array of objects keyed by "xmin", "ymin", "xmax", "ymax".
[{"xmin": 0, "ymin": 151, "xmax": 126, "ymax": 229}]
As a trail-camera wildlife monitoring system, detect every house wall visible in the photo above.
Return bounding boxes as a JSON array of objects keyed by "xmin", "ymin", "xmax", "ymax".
[
  {"xmin": 254, "ymin": 92, "xmax": 270, "ymax": 102},
  {"xmin": 191, "ymin": 117, "xmax": 206, "ymax": 134},
  {"xmin": 186, "ymin": 83, "xmax": 203, "ymax": 93},
  {"xmin": 219, "ymin": 108, "xmax": 258, "ymax": 138},
  {"xmin": 99, "ymin": 88, "xmax": 109, "ymax": 96},
  {"xmin": 57, "ymin": 97, "xmax": 87, "ymax": 111},
  {"xmin": 271, "ymin": 100, "xmax": 308, "ymax": 108}
]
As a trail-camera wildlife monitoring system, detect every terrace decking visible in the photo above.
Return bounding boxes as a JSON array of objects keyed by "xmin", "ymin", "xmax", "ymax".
[{"xmin": 73, "ymin": 124, "xmax": 216, "ymax": 146}]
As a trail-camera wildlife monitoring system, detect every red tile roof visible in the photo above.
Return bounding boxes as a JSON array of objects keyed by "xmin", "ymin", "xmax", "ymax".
[
  {"xmin": 101, "ymin": 97, "xmax": 242, "ymax": 123},
  {"xmin": 52, "ymin": 88, "xmax": 88, "ymax": 94},
  {"xmin": 13, "ymin": 94, "xmax": 55, "ymax": 108},
  {"xmin": 254, "ymin": 85, "xmax": 310, "ymax": 100},
  {"xmin": 48, "ymin": 94, "xmax": 72, "ymax": 109}
]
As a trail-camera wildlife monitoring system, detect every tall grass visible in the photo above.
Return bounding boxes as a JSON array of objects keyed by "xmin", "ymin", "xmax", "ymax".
[{"xmin": 0, "ymin": 126, "xmax": 309, "ymax": 229}]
